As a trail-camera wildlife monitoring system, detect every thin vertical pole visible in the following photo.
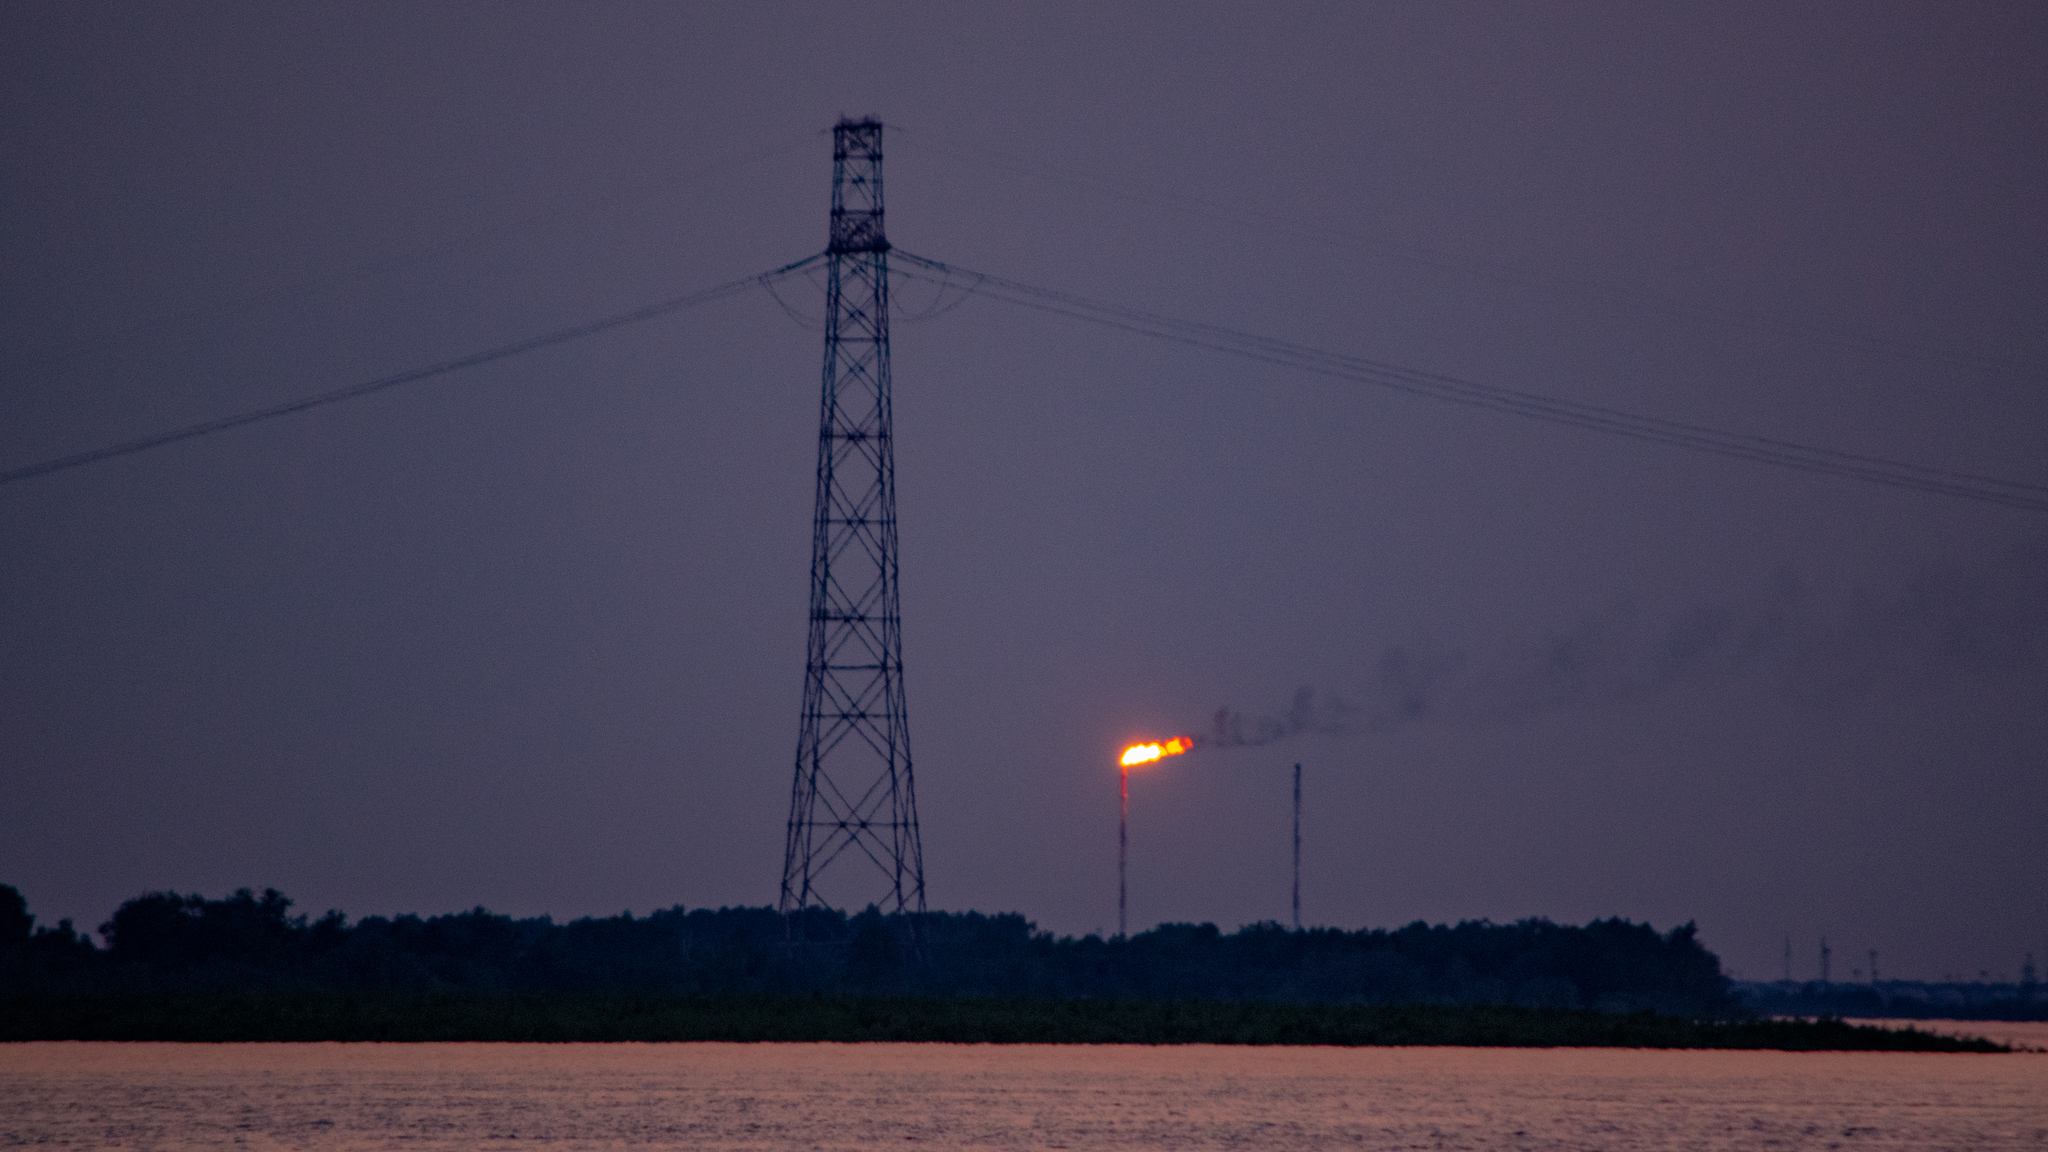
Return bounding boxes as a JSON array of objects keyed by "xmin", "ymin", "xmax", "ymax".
[
  {"xmin": 1291, "ymin": 763, "xmax": 1301, "ymax": 932},
  {"xmin": 1119, "ymin": 765, "xmax": 1128, "ymax": 938}
]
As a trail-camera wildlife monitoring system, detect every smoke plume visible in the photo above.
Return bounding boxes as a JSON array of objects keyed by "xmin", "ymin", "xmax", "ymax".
[{"xmin": 1202, "ymin": 535, "xmax": 2048, "ymax": 749}]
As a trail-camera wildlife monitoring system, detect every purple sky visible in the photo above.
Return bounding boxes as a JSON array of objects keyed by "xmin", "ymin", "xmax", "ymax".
[{"xmin": 4, "ymin": 3, "xmax": 2044, "ymax": 982}]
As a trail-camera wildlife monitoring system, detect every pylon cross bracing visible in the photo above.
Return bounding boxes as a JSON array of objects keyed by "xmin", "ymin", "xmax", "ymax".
[{"xmin": 781, "ymin": 119, "xmax": 926, "ymax": 923}]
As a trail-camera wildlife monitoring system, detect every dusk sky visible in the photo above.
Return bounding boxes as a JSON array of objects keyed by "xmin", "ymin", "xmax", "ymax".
[{"xmin": 4, "ymin": 3, "xmax": 2043, "ymax": 982}]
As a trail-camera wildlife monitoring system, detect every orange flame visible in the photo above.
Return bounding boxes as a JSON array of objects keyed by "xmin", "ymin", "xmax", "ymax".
[{"xmin": 1120, "ymin": 736, "xmax": 1194, "ymax": 767}]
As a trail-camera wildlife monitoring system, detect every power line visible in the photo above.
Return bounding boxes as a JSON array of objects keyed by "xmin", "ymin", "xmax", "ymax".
[
  {"xmin": 0, "ymin": 254, "xmax": 825, "ymax": 489},
  {"xmin": 889, "ymin": 250, "xmax": 2048, "ymax": 514},
  {"xmin": 13, "ymin": 244, "xmax": 2042, "ymax": 512}
]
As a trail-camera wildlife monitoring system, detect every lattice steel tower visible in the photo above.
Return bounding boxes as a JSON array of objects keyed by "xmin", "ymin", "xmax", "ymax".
[{"xmin": 781, "ymin": 119, "xmax": 925, "ymax": 922}]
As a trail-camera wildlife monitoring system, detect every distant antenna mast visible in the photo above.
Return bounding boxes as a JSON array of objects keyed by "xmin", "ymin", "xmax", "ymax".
[
  {"xmin": 1119, "ymin": 764, "xmax": 1129, "ymax": 938},
  {"xmin": 1820, "ymin": 936, "xmax": 1831, "ymax": 984},
  {"xmin": 781, "ymin": 119, "xmax": 925, "ymax": 928},
  {"xmin": 1291, "ymin": 763, "xmax": 1302, "ymax": 931},
  {"xmin": 1783, "ymin": 935, "xmax": 1792, "ymax": 983}
]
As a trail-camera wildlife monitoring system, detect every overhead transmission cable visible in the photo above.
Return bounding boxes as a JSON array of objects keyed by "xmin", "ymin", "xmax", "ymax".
[
  {"xmin": 890, "ymin": 250, "xmax": 2048, "ymax": 513},
  {"xmin": 10, "ymin": 244, "xmax": 2044, "ymax": 513},
  {"xmin": 0, "ymin": 254, "xmax": 825, "ymax": 488}
]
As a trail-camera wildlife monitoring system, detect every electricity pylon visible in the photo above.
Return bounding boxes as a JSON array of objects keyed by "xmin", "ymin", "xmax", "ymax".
[{"xmin": 780, "ymin": 119, "xmax": 926, "ymax": 928}]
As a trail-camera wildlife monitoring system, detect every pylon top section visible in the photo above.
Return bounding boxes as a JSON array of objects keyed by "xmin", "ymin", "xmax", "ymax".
[{"xmin": 829, "ymin": 118, "xmax": 888, "ymax": 254}]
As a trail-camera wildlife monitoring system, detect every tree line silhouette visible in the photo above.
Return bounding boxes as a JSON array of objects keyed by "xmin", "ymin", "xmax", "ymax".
[{"xmin": 3, "ymin": 883, "xmax": 1730, "ymax": 1015}]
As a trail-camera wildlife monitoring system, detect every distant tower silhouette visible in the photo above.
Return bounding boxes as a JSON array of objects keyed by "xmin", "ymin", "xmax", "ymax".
[
  {"xmin": 1820, "ymin": 936, "xmax": 1831, "ymax": 983},
  {"xmin": 1782, "ymin": 935, "xmax": 1792, "ymax": 983},
  {"xmin": 1291, "ymin": 763, "xmax": 1302, "ymax": 931},
  {"xmin": 780, "ymin": 119, "xmax": 925, "ymax": 925}
]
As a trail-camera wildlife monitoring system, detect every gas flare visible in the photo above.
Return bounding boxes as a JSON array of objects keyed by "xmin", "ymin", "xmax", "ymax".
[{"xmin": 1120, "ymin": 736, "xmax": 1194, "ymax": 767}]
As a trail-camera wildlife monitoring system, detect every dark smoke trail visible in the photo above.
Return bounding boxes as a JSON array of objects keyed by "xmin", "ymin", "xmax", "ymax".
[{"xmin": 1199, "ymin": 536, "xmax": 2048, "ymax": 750}]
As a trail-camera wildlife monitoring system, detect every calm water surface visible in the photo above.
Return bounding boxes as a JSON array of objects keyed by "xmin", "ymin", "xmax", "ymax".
[{"xmin": 3, "ymin": 1041, "xmax": 2043, "ymax": 1150}]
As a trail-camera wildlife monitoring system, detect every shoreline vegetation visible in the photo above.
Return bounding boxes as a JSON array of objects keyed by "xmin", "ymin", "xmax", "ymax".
[
  {"xmin": 0, "ymin": 994, "xmax": 2008, "ymax": 1050},
  {"xmin": 1, "ymin": 886, "xmax": 2019, "ymax": 1049},
  {"xmin": 1, "ymin": 886, "xmax": 1735, "ymax": 1015}
]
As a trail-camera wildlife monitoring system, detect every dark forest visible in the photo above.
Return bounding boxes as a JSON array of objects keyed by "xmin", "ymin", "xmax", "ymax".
[
  {"xmin": 7, "ymin": 885, "xmax": 2028, "ymax": 1049},
  {"xmin": 3, "ymin": 883, "xmax": 1728, "ymax": 1015}
]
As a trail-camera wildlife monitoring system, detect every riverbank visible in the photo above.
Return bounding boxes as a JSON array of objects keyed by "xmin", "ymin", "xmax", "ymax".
[
  {"xmin": 0, "ymin": 995, "xmax": 2009, "ymax": 1049},
  {"xmin": 1841, "ymin": 1018, "xmax": 2048, "ymax": 1052}
]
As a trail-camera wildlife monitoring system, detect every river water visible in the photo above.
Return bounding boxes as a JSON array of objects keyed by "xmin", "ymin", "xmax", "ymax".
[{"xmin": 3, "ymin": 1041, "xmax": 2043, "ymax": 1150}]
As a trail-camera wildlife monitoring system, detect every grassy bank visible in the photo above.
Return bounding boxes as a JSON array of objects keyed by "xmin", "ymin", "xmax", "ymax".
[{"xmin": 0, "ymin": 995, "xmax": 2008, "ymax": 1050}]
